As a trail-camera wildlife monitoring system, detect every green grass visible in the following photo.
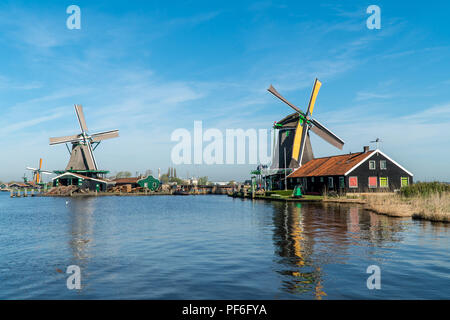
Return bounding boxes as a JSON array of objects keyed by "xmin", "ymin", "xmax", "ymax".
[
  {"xmin": 265, "ymin": 190, "xmax": 294, "ymax": 197},
  {"xmin": 265, "ymin": 190, "xmax": 323, "ymax": 200},
  {"xmin": 302, "ymin": 195, "xmax": 323, "ymax": 200}
]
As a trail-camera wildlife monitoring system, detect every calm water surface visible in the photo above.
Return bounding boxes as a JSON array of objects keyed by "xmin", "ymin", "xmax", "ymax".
[{"xmin": 0, "ymin": 192, "xmax": 448, "ymax": 299}]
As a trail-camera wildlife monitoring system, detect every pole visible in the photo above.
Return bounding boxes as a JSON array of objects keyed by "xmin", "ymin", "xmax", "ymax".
[{"xmin": 284, "ymin": 148, "xmax": 287, "ymax": 191}]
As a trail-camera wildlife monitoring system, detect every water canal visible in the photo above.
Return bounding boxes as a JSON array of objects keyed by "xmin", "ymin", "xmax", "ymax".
[{"xmin": 0, "ymin": 192, "xmax": 448, "ymax": 299}]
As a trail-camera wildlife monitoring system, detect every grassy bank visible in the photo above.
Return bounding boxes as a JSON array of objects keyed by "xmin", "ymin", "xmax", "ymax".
[
  {"xmin": 364, "ymin": 183, "xmax": 450, "ymax": 222},
  {"xmin": 264, "ymin": 190, "xmax": 323, "ymax": 200}
]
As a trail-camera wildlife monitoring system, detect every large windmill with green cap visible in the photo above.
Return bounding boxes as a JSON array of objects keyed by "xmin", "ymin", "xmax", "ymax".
[
  {"xmin": 267, "ymin": 78, "xmax": 345, "ymax": 172},
  {"xmin": 49, "ymin": 104, "xmax": 119, "ymax": 178}
]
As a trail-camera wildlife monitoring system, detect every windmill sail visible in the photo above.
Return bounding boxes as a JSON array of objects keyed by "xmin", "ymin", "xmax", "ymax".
[
  {"xmin": 49, "ymin": 134, "xmax": 82, "ymax": 145},
  {"xmin": 50, "ymin": 105, "xmax": 119, "ymax": 173},
  {"xmin": 75, "ymin": 104, "xmax": 88, "ymax": 133},
  {"xmin": 91, "ymin": 130, "xmax": 119, "ymax": 142},
  {"xmin": 26, "ymin": 158, "xmax": 53, "ymax": 183},
  {"xmin": 310, "ymin": 118, "xmax": 344, "ymax": 150},
  {"xmin": 267, "ymin": 78, "xmax": 344, "ymax": 171}
]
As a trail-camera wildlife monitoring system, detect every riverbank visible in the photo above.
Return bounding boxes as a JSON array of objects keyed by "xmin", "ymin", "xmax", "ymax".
[
  {"xmin": 365, "ymin": 192, "xmax": 450, "ymax": 222},
  {"xmin": 230, "ymin": 189, "xmax": 449, "ymax": 223}
]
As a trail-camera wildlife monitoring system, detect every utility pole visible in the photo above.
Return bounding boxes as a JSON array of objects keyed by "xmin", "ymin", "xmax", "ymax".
[{"xmin": 284, "ymin": 147, "xmax": 287, "ymax": 191}]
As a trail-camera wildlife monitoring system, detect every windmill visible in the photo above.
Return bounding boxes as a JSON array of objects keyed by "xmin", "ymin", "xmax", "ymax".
[
  {"xmin": 370, "ymin": 138, "xmax": 382, "ymax": 149},
  {"xmin": 49, "ymin": 105, "xmax": 119, "ymax": 177},
  {"xmin": 267, "ymin": 78, "xmax": 345, "ymax": 170},
  {"xmin": 26, "ymin": 158, "xmax": 53, "ymax": 184}
]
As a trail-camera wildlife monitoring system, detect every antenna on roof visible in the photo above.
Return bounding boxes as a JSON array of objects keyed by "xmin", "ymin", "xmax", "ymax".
[{"xmin": 370, "ymin": 138, "xmax": 383, "ymax": 150}]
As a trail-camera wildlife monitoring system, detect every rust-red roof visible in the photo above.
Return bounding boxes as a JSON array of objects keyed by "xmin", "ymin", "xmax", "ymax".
[
  {"xmin": 287, "ymin": 150, "xmax": 375, "ymax": 178},
  {"xmin": 113, "ymin": 178, "xmax": 140, "ymax": 184}
]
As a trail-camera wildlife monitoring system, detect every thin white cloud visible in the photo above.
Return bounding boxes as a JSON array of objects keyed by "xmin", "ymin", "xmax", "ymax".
[
  {"xmin": 0, "ymin": 111, "xmax": 64, "ymax": 134},
  {"xmin": 355, "ymin": 91, "xmax": 393, "ymax": 101}
]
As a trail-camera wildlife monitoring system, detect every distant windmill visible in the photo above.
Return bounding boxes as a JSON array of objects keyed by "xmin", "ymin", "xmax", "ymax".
[
  {"xmin": 370, "ymin": 138, "xmax": 383, "ymax": 149},
  {"xmin": 49, "ymin": 105, "xmax": 119, "ymax": 174},
  {"xmin": 26, "ymin": 158, "xmax": 53, "ymax": 184},
  {"xmin": 267, "ymin": 78, "xmax": 345, "ymax": 169}
]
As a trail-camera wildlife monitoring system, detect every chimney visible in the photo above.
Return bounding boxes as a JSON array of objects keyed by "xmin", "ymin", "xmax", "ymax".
[{"xmin": 363, "ymin": 146, "xmax": 370, "ymax": 153}]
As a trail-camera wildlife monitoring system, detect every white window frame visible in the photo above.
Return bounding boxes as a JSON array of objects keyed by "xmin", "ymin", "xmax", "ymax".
[
  {"xmin": 349, "ymin": 176, "xmax": 358, "ymax": 188},
  {"xmin": 369, "ymin": 160, "xmax": 376, "ymax": 170},
  {"xmin": 379, "ymin": 177, "xmax": 389, "ymax": 188},
  {"xmin": 380, "ymin": 160, "xmax": 387, "ymax": 170},
  {"xmin": 328, "ymin": 177, "xmax": 333, "ymax": 188},
  {"xmin": 311, "ymin": 177, "xmax": 314, "ymax": 183},
  {"xmin": 368, "ymin": 176, "xmax": 378, "ymax": 188}
]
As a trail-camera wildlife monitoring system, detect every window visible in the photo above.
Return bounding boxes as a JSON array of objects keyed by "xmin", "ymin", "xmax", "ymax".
[
  {"xmin": 320, "ymin": 177, "xmax": 324, "ymax": 183},
  {"xmin": 339, "ymin": 177, "xmax": 345, "ymax": 188},
  {"xmin": 328, "ymin": 177, "xmax": 334, "ymax": 188},
  {"xmin": 311, "ymin": 177, "xmax": 315, "ymax": 182},
  {"xmin": 349, "ymin": 176, "xmax": 358, "ymax": 188},
  {"xmin": 368, "ymin": 176, "xmax": 377, "ymax": 188},
  {"xmin": 379, "ymin": 177, "xmax": 388, "ymax": 188},
  {"xmin": 369, "ymin": 160, "xmax": 376, "ymax": 170},
  {"xmin": 380, "ymin": 160, "xmax": 387, "ymax": 170},
  {"xmin": 401, "ymin": 177, "xmax": 409, "ymax": 187}
]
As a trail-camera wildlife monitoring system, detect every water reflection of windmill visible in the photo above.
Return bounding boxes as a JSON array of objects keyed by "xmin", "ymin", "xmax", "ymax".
[
  {"xmin": 26, "ymin": 158, "xmax": 52, "ymax": 185},
  {"xmin": 49, "ymin": 105, "xmax": 119, "ymax": 191},
  {"xmin": 68, "ymin": 198, "xmax": 95, "ymax": 269},
  {"xmin": 265, "ymin": 79, "xmax": 345, "ymax": 189},
  {"xmin": 273, "ymin": 202, "xmax": 326, "ymax": 299}
]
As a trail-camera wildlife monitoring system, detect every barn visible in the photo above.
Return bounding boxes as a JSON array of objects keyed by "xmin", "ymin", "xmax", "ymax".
[
  {"xmin": 113, "ymin": 175, "xmax": 160, "ymax": 191},
  {"xmin": 286, "ymin": 146, "xmax": 413, "ymax": 194},
  {"xmin": 52, "ymin": 172, "xmax": 110, "ymax": 192}
]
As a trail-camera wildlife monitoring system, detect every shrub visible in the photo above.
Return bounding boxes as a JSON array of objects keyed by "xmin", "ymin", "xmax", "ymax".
[{"xmin": 400, "ymin": 182, "xmax": 450, "ymax": 198}]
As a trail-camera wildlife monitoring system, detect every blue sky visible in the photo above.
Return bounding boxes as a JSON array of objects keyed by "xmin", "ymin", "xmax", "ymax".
[{"xmin": 0, "ymin": 0, "xmax": 449, "ymax": 182}]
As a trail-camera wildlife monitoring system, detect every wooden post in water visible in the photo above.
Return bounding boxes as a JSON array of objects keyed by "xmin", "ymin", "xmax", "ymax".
[
  {"xmin": 251, "ymin": 177, "xmax": 255, "ymax": 199},
  {"xmin": 17, "ymin": 190, "xmax": 21, "ymax": 197},
  {"xmin": 24, "ymin": 189, "xmax": 27, "ymax": 197},
  {"xmin": 10, "ymin": 190, "xmax": 14, "ymax": 198}
]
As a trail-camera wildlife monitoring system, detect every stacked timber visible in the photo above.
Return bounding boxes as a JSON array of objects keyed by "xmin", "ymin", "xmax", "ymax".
[{"xmin": 46, "ymin": 185, "xmax": 80, "ymax": 196}]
